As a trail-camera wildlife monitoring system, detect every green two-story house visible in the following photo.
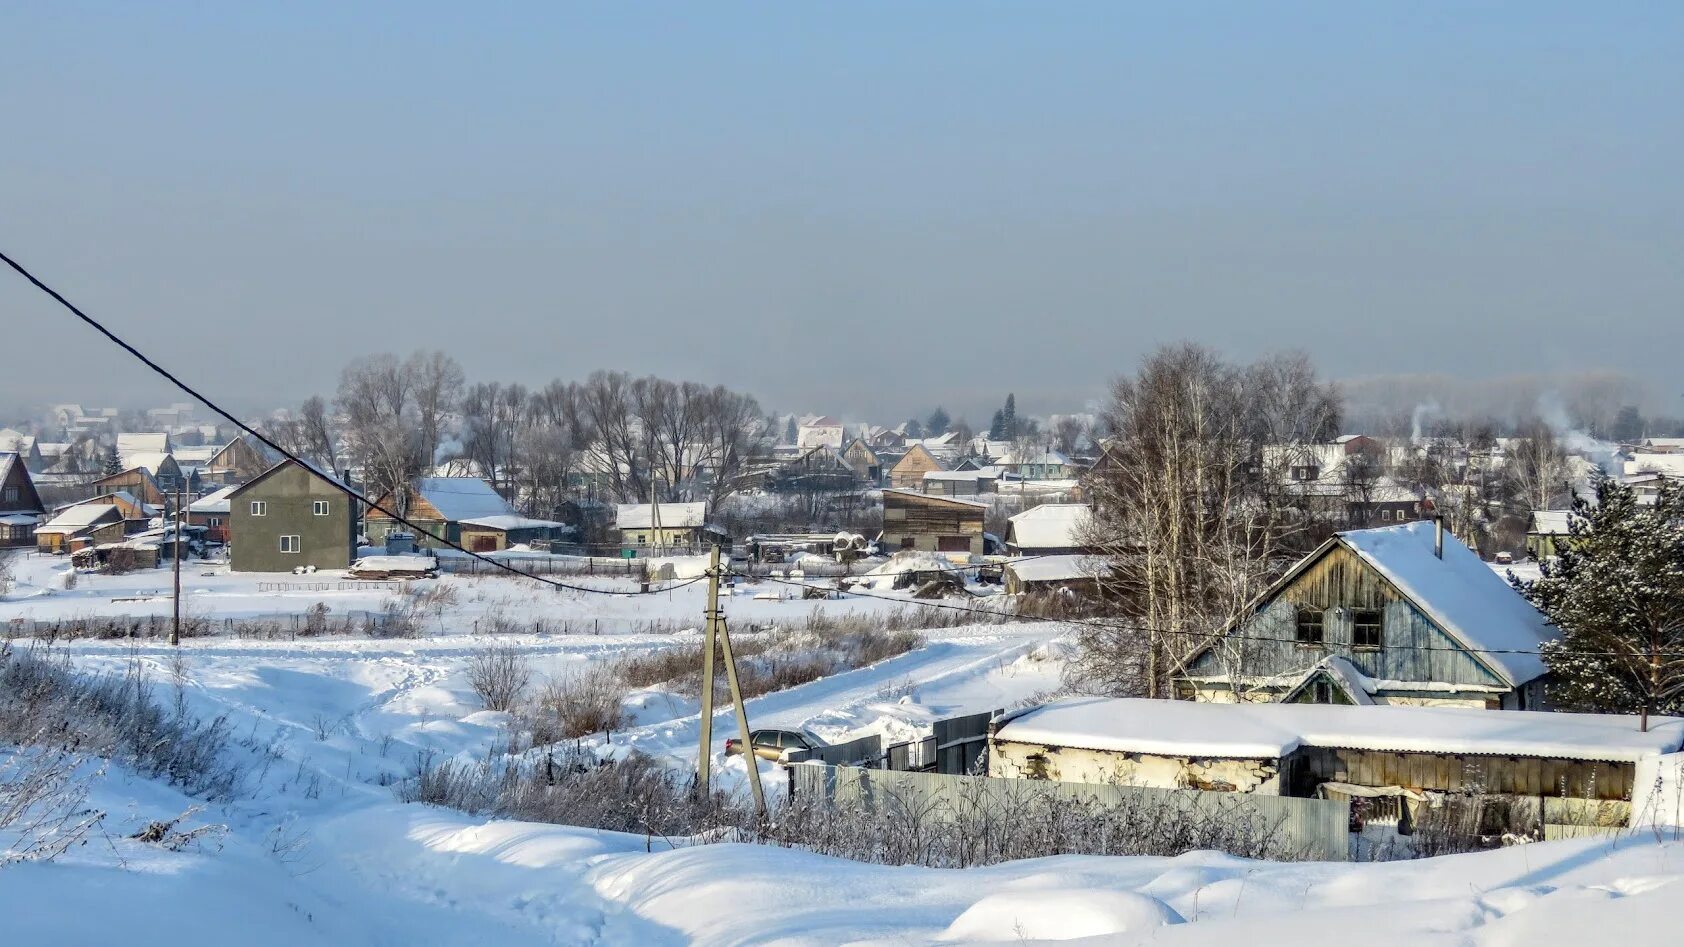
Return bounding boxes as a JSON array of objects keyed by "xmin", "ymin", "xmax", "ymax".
[{"xmin": 227, "ymin": 459, "xmax": 357, "ymax": 572}]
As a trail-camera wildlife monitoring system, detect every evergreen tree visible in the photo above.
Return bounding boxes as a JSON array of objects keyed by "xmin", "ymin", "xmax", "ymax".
[
  {"xmin": 1002, "ymin": 393, "xmax": 1018, "ymax": 440},
  {"xmin": 102, "ymin": 445, "xmax": 122, "ymax": 476},
  {"xmin": 784, "ymin": 416, "xmax": 798, "ymax": 444},
  {"xmin": 989, "ymin": 409, "xmax": 1006, "ymax": 440},
  {"xmin": 903, "ymin": 418, "xmax": 925, "ymax": 439},
  {"xmin": 926, "ymin": 406, "xmax": 951, "ymax": 437},
  {"xmin": 1513, "ymin": 478, "xmax": 1684, "ymax": 730}
]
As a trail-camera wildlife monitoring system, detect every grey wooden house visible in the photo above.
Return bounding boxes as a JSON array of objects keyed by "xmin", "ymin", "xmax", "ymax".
[{"xmin": 1179, "ymin": 520, "xmax": 1556, "ymax": 710}]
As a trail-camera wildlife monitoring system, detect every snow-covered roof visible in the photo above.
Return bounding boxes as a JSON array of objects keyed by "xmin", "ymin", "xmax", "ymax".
[
  {"xmin": 1005, "ymin": 554, "xmax": 1105, "ymax": 584},
  {"xmin": 411, "ymin": 478, "xmax": 516, "ymax": 522},
  {"xmin": 922, "ymin": 470, "xmax": 999, "ymax": 482},
  {"xmin": 1006, "ymin": 504, "xmax": 1093, "ymax": 550},
  {"xmin": 1625, "ymin": 454, "xmax": 1684, "ymax": 478},
  {"xmin": 616, "ymin": 502, "xmax": 708, "ymax": 529},
  {"xmin": 116, "ymin": 433, "xmax": 170, "ymax": 456},
  {"xmin": 1528, "ymin": 510, "xmax": 1583, "ymax": 535},
  {"xmin": 459, "ymin": 514, "xmax": 566, "ymax": 532},
  {"xmin": 121, "ymin": 451, "xmax": 175, "ymax": 476},
  {"xmin": 1641, "ymin": 437, "xmax": 1684, "ymax": 450},
  {"xmin": 997, "ymin": 448, "xmax": 1070, "ymax": 467},
  {"xmin": 1335, "ymin": 522, "xmax": 1555, "ymax": 686},
  {"xmin": 36, "ymin": 501, "xmax": 123, "ymax": 533},
  {"xmin": 880, "ymin": 488, "xmax": 989, "ymax": 509},
  {"xmin": 189, "ymin": 484, "xmax": 240, "ymax": 514},
  {"xmin": 995, "ymin": 697, "xmax": 1684, "ymax": 763},
  {"xmin": 0, "ymin": 513, "xmax": 39, "ymax": 526},
  {"xmin": 172, "ymin": 445, "xmax": 221, "ymax": 464}
]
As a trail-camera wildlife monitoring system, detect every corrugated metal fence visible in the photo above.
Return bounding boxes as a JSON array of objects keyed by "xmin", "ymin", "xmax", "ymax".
[{"xmin": 791, "ymin": 763, "xmax": 1350, "ymax": 862}]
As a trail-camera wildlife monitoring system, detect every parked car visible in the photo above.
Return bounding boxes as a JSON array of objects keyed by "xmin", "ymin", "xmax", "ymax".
[
  {"xmin": 1494, "ymin": 551, "xmax": 1514, "ymax": 565},
  {"xmin": 724, "ymin": 728, "xmax": 824, "ymax": 762}
]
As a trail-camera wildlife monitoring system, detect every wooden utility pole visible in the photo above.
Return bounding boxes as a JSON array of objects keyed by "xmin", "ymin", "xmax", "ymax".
[
  {"xmin": 695, "ymin": 543, "xmax": 766, "ymax": 815},
  {"xmin": 170, "ymin": 477, "xmax": 184, "ymax": 646}
]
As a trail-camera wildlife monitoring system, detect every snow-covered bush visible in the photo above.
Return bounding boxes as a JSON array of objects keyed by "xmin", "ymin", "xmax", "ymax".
[
  {"xmin": 467, "ymin": 643, "xmax": 532, "ymax": 712},
  {"xmin": 0, "ymin": 645, "xmax": 241, "ymax": 800}
]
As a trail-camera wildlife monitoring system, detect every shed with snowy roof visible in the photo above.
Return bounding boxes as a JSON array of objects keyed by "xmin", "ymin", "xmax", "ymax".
[
  {"xmin": 1179, "ymin": 520, "xmax": 1558, "ymax": 711},
  {"xmin": 990, "ymin": 698, "xmax": 1680, "ymax": 826}
]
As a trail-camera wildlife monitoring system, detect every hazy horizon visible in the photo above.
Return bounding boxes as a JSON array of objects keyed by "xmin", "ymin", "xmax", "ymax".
[{"xmin": 4, "ymin": 4, "xmax": 1681, "ymax": 424}]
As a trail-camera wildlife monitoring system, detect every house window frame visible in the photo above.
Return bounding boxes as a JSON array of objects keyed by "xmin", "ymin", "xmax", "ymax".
[
  {"xmin": 1352, "ymin": 608, "xmax": 1384, "ymax": 650},
  {"xmin": 312, "ymin": 500, "xmax": 330, "ymax": 516},
  {"xmin": 250, "ymin": 500, "xmax": 267, "ymax": 516},
  {"xmin": 1295, "ymin": 607, "xmax": 1325, "ymax": 645},
  {"xmin": 279, "ymin": 534, "xmax": 301, "ymax": 554}
]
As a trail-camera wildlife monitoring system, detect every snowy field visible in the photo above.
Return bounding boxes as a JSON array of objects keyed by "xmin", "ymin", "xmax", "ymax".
[{"xmin": 4, "ymin": 552, "xmax": 1682, "ymax": 944}]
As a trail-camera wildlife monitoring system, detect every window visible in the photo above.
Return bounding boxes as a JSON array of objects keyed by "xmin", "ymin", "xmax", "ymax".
[
  {"xmin": 250, "ymin": 500, "xmax": 267, "ymax": 516},
  {"xmin": 208, "ymin": 516, "xmax": 222, "ymax": 527},
  {"xmin": 312, "ymin": 500, "xmax": 330, "ymax": 516},
  {"xmin": 1295, "ymin": 608, "xmax": 1324, "ymax": 644},
  {"xmin": 1352, "ymin": 609, "xmax": 1383, "ymax": 649},
  {"xmin": 1379, "ymin": 509, "xmax": 1392, "ymax": 521},
  {"xmin": 2, "ymin": 487, "xmax": 16, "ymax": 502},
  {"xmin": 279, "ymin": 535, "xmax": 301, "ymax": 553},
  {"xmin": 1312, "ymin": 680, "xmax": 1333, "ymax": 704}
]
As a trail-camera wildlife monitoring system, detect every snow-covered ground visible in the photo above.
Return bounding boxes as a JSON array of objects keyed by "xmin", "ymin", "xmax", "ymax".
[{"xmin": 4, "ymin": 552, "xmax": 1681, "ymax": 943}]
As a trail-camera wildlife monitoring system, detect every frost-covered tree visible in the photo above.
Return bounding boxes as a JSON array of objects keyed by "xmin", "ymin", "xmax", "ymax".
[
  {"xmin": 925, "ymin": 406, "xmax": 950, "ymax": 437},
  {"xmin": 1514, "ymin": 478, "xmax": 1684, "ymax": 730}
]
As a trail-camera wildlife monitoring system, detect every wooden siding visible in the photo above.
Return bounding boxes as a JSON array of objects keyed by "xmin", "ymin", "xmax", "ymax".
[
  {"xmin": 889, "ymin": 444, "xmax": 945, "ymax": 490},
  {"xmin": 1285, "ymin": 745, "xmax": 1632, "ymax": 801},
  {"xmin": 1186, "ymin": 543, "xmax": 1509, "ymax": 691},
  {"xmin": 882, "ymin": 491, "xmax": 984, "ymax": 555}
]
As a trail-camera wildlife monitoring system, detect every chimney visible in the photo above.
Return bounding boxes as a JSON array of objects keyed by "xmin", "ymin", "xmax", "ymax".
[{"xmin": 1433, "ymin": 515, "xmax": 1444, "ymax": 559}]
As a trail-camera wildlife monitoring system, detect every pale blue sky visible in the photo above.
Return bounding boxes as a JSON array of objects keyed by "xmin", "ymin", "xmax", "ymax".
[{"xmin": 4, "ymin": 3, "xmax": 1680, "ymax": 422}]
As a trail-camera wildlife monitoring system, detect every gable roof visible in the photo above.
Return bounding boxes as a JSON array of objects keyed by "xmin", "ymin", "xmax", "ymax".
[
  {"xmin": 1005, "ymin": 503, "xmax": 1092, "ymax": 550},
  {"xmin": 0, "ymin": 452, "xmax": 45, "ymax": 515},
  {"xmin": 1279, "ymin": 656, "xmax": 1376, "ymax": 706},
  {"xmin": 1004, "ymin": 554, "xmax": 1105, "ymax": 584},
  {"xmin": 1298, "ymin": 522, "xmax": 1554, "ymax": 686},
  {"xmin": 228, "ymin": 458, "xmax": 354, "ymax": 499},
  {"xmin": 188, "ymin": 484, "xmax": 241, "ymax": 514},
  {"xmin": 616, "ymin": 502, "xmax": 708, "ymax": 530},
  {"xmin": 407, "ymin": 477, "xmax": 516, "ymax": 522},
  {"xmin": 36, "ymin": 500, "xmax": 125, "ymax": 533},
  {"xmin": 890, "ymin": 443, "xmax": 946, "ymax": 474}
]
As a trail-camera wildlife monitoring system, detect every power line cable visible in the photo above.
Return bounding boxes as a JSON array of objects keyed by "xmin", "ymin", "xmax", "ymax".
[{"xmin": 0, "ymin": 249, "xmax": 682, "ymax": 596}]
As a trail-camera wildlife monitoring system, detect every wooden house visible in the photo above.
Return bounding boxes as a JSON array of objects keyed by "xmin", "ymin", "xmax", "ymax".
[
  {"xmin": 772, "ymin": 446, "xmax": 862, "ymax": 493},
  {"xmin": 34, "ymin": 500, "xmax": 127, "ymax": 554},
  {"xmin": 188, "ymin": 484, "xmax": 239, "ymax": 543},
  {"xmin": 364, "ymin": 477, "xmax": 563, "ymax": 551},
  {"xmin": 888, "ymin": 443, "xmax": 946, "ymax": 490},
  {"xmin": 841, "ymin": 439, "xmax": 883, "ymax": 484},
  {"xmin": 198, "ymin": 436, "xmax": 275, "ymax": 487},
  {"xmin": 614, "ymin": 502, "xmax": 725, "ymax": 553},
  {"xmin": 996, "ymin": 447, "xmax": 1071, "ymax": 481},
  {"xmin": 92, "ymin": 466, "xmax": 168, "ymax": 507},
  {"xmin": 0, "ymin": 452, "xmax": 46, "ymax": 548},
  {"xmin": 881, "ymin": 489, "xmax": 986, "ymax": 556},
  {"xmin": 1179, "ymin": 520, "xmax": 1556, "ymax": 710},
  {"xmin": 227, "ymin": 459, "xmax": 358, "ymax": 573},
  {"xmin": 1525, "ymin": 509, "xmax": 1582, "ymax": 560},
  {"xmin": 921, "ymin": 469, "xmax": 998, "ymax": 497}
]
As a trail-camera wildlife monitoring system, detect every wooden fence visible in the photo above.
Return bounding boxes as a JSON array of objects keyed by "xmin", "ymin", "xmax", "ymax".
[{"xmin": 790, "ymin": 763, "xmax": 1351, "ymax": 862}]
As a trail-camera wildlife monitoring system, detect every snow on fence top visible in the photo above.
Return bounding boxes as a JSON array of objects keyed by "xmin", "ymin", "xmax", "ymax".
[{"xmin": 994, "ymin": 697, "xmax": 1684, "ymax": 764}]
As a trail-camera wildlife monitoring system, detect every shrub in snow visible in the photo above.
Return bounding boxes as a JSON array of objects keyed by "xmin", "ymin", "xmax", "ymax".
[
  {"xmin": 0, "ymin": 644, "xmax": 242, "ymax": 801},
  {"xmin": 467, "ymin": 642, "xmax": 532, "ymax": 712}
]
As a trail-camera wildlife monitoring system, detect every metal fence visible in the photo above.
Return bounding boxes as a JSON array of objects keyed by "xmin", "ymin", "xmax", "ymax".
[
  {"xmin": 790, "ymin": 763, "xmax": 1351, "ymax": 862},
  {"xmin": 434, "ymin": 555, "xmax": 648, "ymax": 579}
]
